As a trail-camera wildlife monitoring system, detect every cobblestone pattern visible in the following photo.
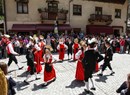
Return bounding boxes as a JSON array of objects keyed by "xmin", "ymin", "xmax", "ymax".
[{"xmin": 0, "ymin": 53, "xmax": 130, "ymax": 95}]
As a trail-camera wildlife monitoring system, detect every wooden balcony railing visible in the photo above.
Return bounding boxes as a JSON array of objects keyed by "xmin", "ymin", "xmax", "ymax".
[
  {"xmin": 38, "ymin": 8, "xmax": 68, "ymax": 23},
  {"xmin": 88, "ymin": 14, "xmax": 113, "ymax": 25},
  {"xmin": 40, "ymin": 11, "xmax": 67, "ymax": 20}
]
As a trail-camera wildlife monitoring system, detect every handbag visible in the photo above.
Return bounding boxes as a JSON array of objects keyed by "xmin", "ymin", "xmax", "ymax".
[{"xmin": 45, "ymin": 63, "xmax": 52, "ymax": 72}]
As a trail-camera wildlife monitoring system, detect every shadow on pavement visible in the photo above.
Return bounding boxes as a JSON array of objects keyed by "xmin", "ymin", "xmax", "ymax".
[
  {"xmin": 17, "ymin": 71, "xmax": 28, "ymax": 77},
  {"xmin": 66, "ymin": 80, "xmax": 85, "ymax": 88},
  {"xmin": 95, "ymin": 75, "xmax": 111, "ymax": 83},
  {"xmin": 32, "ymin": 84, "xmax": 47, "ymax": 91},
  {"xmin": 79, "ymin": 90, "xmax": 94, "ymax": 95},
  {"xmin": 68, "ymin": 60, "xmax": 76, "ymax": 62},
  {"xmin": 16, "ymin": 81, "xmax": 28, "ymax": 91},
  {"xmin": 8, "ymin": 69, "xmax": 17, "ymax": 73}
]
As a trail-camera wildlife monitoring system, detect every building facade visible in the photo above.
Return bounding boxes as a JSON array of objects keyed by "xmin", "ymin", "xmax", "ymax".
[{"xmin": 5, "ymin": 0, "xmax": 128, "ymax": 36}]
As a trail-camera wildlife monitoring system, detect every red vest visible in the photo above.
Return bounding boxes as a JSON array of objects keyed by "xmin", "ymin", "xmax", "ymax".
[
  {"xmin": 6, "ymin": 41, "xmax": 11, "ymax": 54},
  {"xmin": 74, "ymin": 43, "xmax": 79, "ymax": 52},
  {"xmin": 60, "ymin": 44, "xmax": 65, "ymax": 52},
  {"xmin": 39, "ymin": 41, "xmax": 44, "ymax": 49}
]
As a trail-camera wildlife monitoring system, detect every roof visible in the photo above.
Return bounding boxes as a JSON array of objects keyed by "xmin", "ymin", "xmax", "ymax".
[{"xmin": 88, "ymin": 0, "xmax": 126, "ymax": 4}]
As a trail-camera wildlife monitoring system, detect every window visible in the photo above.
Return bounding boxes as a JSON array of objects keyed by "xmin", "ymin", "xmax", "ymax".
[
  {"xmin": 115, "ymin": 9, "xmax": 121, "ymax": 18},
  {"xmin": 95, "ymin": 7, "xmax": 102, "ymax": 15},
  {"xmin": 17, "ymin": 2, "xmax": 28, "ymax": 14},
  {"xmin": 73, "ymin": 5, "xmax": 82, "ymax": 16},
  {"xmin": 48, "ymin": 3, "xmax": 58, "ymax": 13},
  {"xmin": 48, "ymin": 3, "xmax": 58, "ymax": 20}
]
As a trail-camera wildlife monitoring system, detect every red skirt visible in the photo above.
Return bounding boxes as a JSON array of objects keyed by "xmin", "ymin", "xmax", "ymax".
[
  {"xmin": 44, "ymin": 65, "xmax": 56, "ymax": 82},
  {"xmin": 34, "ymin": 52, "xmax": 42, "ymax": 73},
  {"xmin": 75, "ymin": 61, "xmax": 84, "ymax": 81},
  {"xmin": 59, "ymin": 50, "xmax": 65, "ymax": 60},
  {"xmin": 35, "ymin": 63, "xmax": 42, "ymax": 73},
  {"xmin": 95, "ymin": 63, "xmax": 99, "ymax": 72},
  {"xmin": 39, "ymin": 50, "xmax": 44, "ymax": 63}
]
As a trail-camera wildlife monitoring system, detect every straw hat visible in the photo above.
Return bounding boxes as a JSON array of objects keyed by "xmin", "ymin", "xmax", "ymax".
[
  {"xmin": 88, "ymin": 38, "xmax": 97, "ymax": 44},
  {"xmin": 45, "ymin": 45, "xmax": 53, "ymax": 52},
  {"xmin": 4, "ymin": 34, "xmax": 10, "ymax": 38},
  {"xmin": 91, "ymin": 38, "xmax": 97, "ymax": 43}
]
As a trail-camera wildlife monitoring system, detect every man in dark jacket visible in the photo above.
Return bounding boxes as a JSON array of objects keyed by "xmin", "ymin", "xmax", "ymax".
[
  {"xmin": 98, "ymin": 41, "xmax": 115, "ymax": 76},
  {"xmin": 24, "ymin": 46, "xmax": 39, "ymax": 85},
  {"xmin": 82, "ymin": 38, "xmax": 104, "ymax": 93},
  {"xmin": 65, "ymin": 38, "xmax": 73, "ymax": 59}
]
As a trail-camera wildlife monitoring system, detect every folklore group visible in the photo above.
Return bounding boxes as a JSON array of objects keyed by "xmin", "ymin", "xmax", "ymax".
[{"xmin": 3, "ymin": 33, "xmax": 130, "ymax": 95}]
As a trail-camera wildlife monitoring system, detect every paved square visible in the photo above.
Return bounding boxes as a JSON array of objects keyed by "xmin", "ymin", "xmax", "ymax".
[{"xmin": 1, "ymin": 53, "xmax": 130, "ymax": 95}]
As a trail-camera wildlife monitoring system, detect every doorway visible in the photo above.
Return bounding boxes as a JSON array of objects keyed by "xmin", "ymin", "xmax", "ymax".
[{"xmin": 114, "ymin": 29, "xmax": 120, "ymax": 37}]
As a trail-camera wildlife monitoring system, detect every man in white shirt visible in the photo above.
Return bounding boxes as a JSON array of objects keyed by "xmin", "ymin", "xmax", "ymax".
[{"xmin": 5, "ymin": 35, "xmax": 23, "ymax": 70}]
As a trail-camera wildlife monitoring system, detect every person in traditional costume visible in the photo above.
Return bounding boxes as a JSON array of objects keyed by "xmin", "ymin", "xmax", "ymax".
[
  {"xmin": 98, "ymin": 41, "xmax": 115, "ymax": 76},
  {"xmin": 34, "ymin": 40, "xmax": 42, "ymax": 73},
  {"xmin": 73, "ymin": 38, "xmax": 80, "ymax": 61},
  {"xmin": 26, "ymin": 36, "xmax": 34, "ymax": 48},
  {"xmin": 82, "ymin": 39, "xmax": 104, "ymax": 94},
  {"xmin": 75, "ymin": 41, "xmax": 87, "ymax": 81},
  {"xmin": 5, "ymin": 34, "xmax": 23, "ymax": 70},
  {"xmin": 38, "ymin": 35, "xmax": 46, "ymax": 64},
  {"xmin": 65, "ymin": 38, "xmax": 73, "ymax": 60},
  {"xmin": 42, "ymin": 46, "xmax": 57, "ymax": 87},
  {"xmin": 26, "ymin": 36, "xmax": 34, "ymax": 71},
  {"xmin": 24, "ymin": 46, "xmax": 40, "ymax": 85},
  {"xmin": 57, "ymin": 39, "xmax": 68, "ymax": 61}
]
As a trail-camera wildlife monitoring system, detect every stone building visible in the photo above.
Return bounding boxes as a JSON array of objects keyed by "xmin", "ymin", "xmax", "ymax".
[{"xmin": 4, "ymin": 0, "xmax": 127, "ymax": 36}]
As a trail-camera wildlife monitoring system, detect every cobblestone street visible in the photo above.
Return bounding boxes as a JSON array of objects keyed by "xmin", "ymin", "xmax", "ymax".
[{"xmin": 0, "ymin": 53, "xmax": 130, "ymax": 95}]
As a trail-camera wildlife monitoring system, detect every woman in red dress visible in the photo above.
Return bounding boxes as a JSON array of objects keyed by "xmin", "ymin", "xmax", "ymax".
[
  {"xmin": 75, "ymin": 41, "xmax": 87, "ymax": 81},
  {"xmin": 34, "ymin": 41, "xmax": 42, "ymax": 73},
  {"xmin": 57, "ymin": 39, "xmax": 68, "ymax": 61},
  {"xmin": 38, "ymin": 35, "xmax": 46, "ymax": 64},
  {"xmin": 42, "ymin": 47, "xmax": 56, "ymax": 87},
  {"xmin": 73, "ymin": 38, "xmax": 80, "ymax": 61}
]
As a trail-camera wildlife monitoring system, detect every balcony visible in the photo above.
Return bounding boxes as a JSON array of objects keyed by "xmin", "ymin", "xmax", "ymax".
[
  {"xmin": 88, "ymin": 14, "xmax": 112, "ymax": 25},
  {"xmin": 38, "ymin": 8, "xmax": 68, "ymax": 24}
]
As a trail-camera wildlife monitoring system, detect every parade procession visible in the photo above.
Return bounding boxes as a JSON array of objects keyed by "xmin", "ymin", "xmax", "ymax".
[{"xmin": 0, "ymin": 0, "xmax": 130, "ymax": 95}]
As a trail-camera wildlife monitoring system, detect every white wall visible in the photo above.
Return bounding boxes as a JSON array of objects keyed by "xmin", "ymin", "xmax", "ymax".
[
  {"xmin": 6, "ymin": 0, "xmax": 128, "ymax": 35},
  {"xmin": 70, "ymin": 0, "xmax": 128, "ymax": 34}
]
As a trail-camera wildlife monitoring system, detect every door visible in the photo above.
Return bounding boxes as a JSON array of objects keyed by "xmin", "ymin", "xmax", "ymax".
[{"xmin": 114, "ymin": 29, "xmax": 120, "ymax": 37}]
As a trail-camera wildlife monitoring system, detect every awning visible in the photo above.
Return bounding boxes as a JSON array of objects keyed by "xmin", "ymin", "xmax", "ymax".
[
  {"xmin": 58, "ymin": 24, "xmax": 72, "ymax": 31},
  {"xmin": 36, "ymin": 24, "xmax": 72, "ymax": 31},
  {"xmin": 86, "ymin": 25, "xmax": 113, "ymax": 35},
  {"xmin": 10, "ymin": 24, "xmax": 36, "ymax": 32},
  {"xmin": 36, "ymin": 24, "xmax": 54, "ymax": 31},
  {"xmin": 10, "ymin": 24, "xmax": 72, "ymax": 32}
]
